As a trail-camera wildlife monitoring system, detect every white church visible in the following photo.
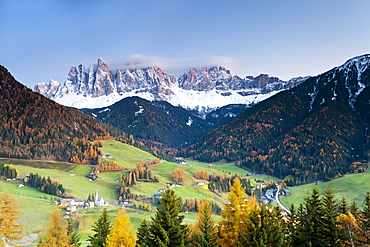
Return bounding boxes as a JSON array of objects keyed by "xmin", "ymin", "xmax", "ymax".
[{"xmin": 95, "ymin": 191, "xmax": 109, "ymax": 207}]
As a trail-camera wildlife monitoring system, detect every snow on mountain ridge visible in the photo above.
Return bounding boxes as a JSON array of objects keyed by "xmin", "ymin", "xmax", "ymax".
[{"xmin": 34, "ymin": 58, "xmax": 307, "ymax": 112}]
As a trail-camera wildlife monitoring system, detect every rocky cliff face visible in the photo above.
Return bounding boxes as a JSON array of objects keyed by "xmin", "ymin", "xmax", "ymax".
[{"xmin": 34, "ymin": 58, "xmax": 307, "ymax": 112}]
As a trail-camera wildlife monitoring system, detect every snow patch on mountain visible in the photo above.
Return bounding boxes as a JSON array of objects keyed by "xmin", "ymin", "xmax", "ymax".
[
  {"xmin": 35, "ymin": 58, "xmax": 308, "ymax": 112},
  {"xmin": 135, "ymin": 105, "xmax": 145, "ymax": 116},
  {"xmin": 186, "ymin": 117, "xmax": 193, "ymax": 126}
]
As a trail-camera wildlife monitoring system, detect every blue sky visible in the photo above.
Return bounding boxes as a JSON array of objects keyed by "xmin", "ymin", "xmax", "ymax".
[{"xmin": 1, "ymin": 0, "xmax": 370, "ymax": 88}]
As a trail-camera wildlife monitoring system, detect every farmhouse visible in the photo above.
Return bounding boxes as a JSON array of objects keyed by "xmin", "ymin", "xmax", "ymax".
[
  {"xmin": 100, "ymin": 154, "xmax": 113, "ymax": 159},
  {"xmin": 60, "ymin": 199, "xmax": 85, "ymax": 208},
  {"xmin": 153, "ymin": 192, "xmax": 162, "ymax": 198}
]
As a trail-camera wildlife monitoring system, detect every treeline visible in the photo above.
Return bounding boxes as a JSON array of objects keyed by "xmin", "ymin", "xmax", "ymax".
[
  {"xmin": 183, "ymin": 198, "xmax": 222, "ymax": 215},
  {"xmin": 117, "ymin": 186, "xmax": 146, "ymax": 201},
  {"xmin": 117, "ymin": 166, "xmax": 159, "ymax": 200},
  {"xmin": 0, "ymin": 164, "xmax": 17, "ymax": 179},
  {"xmin": 193, "ymin": 170, "xmax": 252, "ymax": 195},
  {"xmin": 119, "ymin": 166, "xmax": 159, "ymax": 187},
  {"xmin": 208, "ymin": 175, "xmax": 252, "ymax": 195},
  {"xmin": 92, "ymin": 160, "xmax": 125, "ymax": 173},
  {"xmin": 24, "ymin": 173, "xmax": 66, "ymax": 197},
  {"xmin": 132, "ymin": 201, "xmax": 152, "ymax": 212}
]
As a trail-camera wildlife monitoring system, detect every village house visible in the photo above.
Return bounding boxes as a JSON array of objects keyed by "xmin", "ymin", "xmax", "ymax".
[
  {"xmin": 195, "ymin": 182, "xmax": 205, "ymax": 186},
  {"xmin": 153, "ymin": 192, "xmax": 162, "ymax": 199},
  {"xmin": 265, "ymin": 189, "xmax": 276, "ymax": 199},
  {"xmin": 100, "ymin": 154, "xmax": 113, "ymax": 159},
  {"xmin": 60, "ymin": 199, "xmax": 85, "ymax": 208}
]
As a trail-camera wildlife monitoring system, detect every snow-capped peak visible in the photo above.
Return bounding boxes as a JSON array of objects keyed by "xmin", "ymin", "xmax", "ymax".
[{"xmin": 34, "ymin": 58, "xmax": 307, "ymax": 112}]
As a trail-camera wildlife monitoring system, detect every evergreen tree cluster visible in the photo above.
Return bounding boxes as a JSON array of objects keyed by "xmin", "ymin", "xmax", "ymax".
[
  {"xmin": 0, "ymin": 164, "xmax": 17, "ymax": 179},
  {"xmin": 286, "ymin": 188, "xmax": 370, "ymax": 246},
  {"xmin": 24, "ymin": 173, "xmax": 65, "ymax": 197},
  {"xmin": 132, "ymin": 201, "xmax": 152, "ymax": 212},
  {"xmin": 137, "ymin": 189, "xmax": 187, "ymax": 247},
  {"xmin": 208, "ymin": 174, "xmax": 252, "ymax": 195}
]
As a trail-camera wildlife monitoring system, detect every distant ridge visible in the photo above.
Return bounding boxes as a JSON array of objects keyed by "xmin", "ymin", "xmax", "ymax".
[{"xmin": 34, "ymin": 58, "xmax": 307, "ymax": 114}]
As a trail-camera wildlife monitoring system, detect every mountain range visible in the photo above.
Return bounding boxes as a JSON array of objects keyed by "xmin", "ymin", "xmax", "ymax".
[
  {"xmin": 34, "ymin": 58, "xmax": 307, "ymax": 114},
  {"xmin": 81, "ymin": 98, "xmax": 253, "ymax": 149},
  {"xmin": 5, "ymin": 54, "xmax": 370, "ymax": 184},
  {"xmin": 184, "ymin": 54, "xmax": 370, "ymax": 184},
  {"xmin": 81, "ymin": 96, "xmax": 212, "ymax": 148}
]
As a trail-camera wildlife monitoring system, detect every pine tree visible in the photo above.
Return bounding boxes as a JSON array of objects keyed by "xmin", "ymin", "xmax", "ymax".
[
  {"xmin": 137, "ymin": 219, "xmax": 152, "ymax": 247},
  {"xmin": 349, "ymin": 201, "xmax": 359, "ymax": 218},
  {"xmin": 67, "ymin": 218, "xmax": 81, "ymax": 247},
  {"xmin": 357, "ymin": 192, "xmax": 370, "ymax": 245},
  {"xmin": 285, "ymin": 204, "xmax": 298, "ymax": 247},
  {"xmin": 0, "ymin": 187, "xmax": 22, "ymax": 246},
  {"xmin": 145, "ymin": 189, "xmax": 187, "ymax": 247},
  {"xmin": 322, "ymin": 186, "xmax": 341, "ymax": 246},
  {"xmin": 294, "ymin": 186, "xmax": 326, "ymax": 246},
  {"xmin": 190, "ymin": 200, "xmax": 217, "ymax": 247},
  {"xmin": 105, "ymin": 207, "xmax": 136, "ymax": 247},
  {"xmin": 338, "ymin": 196, "xmax": 349, "ymax": 214},
  {"xmin": 241, "ymin": 205, "xmax": 285, "ymax": 247},
  {"xmin": 38, "ymin": 207, "xmax": 70, "ymax": 247},
  {"xmin": 88, "ymin": 208, "xmax": 111, "ymax": 247}
]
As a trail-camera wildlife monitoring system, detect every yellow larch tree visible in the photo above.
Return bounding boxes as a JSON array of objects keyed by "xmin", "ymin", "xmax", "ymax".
[
  {"xmin": 38, "ymin": 207, "xmax": 71, "ymax": 247},
  {"xmin": 0, "ymin": 186, "xmax": 23, "ymax": 246},
  {"xmin": 105, "ymin": 207, "xmax": 136, "ymax": 247},
  {"xmin": 338, "ymin": 212, "xmax": 359, "ymax": 247},
  {"xmin": 217, "ymin": 177, "xmax": 258, "ymax": 247}
]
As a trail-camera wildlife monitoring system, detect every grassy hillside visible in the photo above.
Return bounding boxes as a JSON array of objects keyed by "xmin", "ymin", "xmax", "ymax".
[
  {"xmin": 280, "ymin": 171, "xmax": 370, "ymax": 208},
  {"xmin": 0, "ymin": 139, "xmax": 255, "ymax": 244},
  {"xmin": 99, "ymin": 139, "xmax": 157, "ymax": 169},
  {"xmin": 3, "ymin": 138, "xmax": 370, "ymax": 246}
]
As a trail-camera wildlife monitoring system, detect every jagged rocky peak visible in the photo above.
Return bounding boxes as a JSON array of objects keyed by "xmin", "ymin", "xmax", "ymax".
[
  {"xmin": 178, "ymin": 66, "xmax": 233, "ymax": 91},
  {"xmin": 34, "ymin": 79, "xmax": 61, "ymax": 98},
  {"xmin": 34, "ymin": 58, "xmax": 307, "ymax": 110}
]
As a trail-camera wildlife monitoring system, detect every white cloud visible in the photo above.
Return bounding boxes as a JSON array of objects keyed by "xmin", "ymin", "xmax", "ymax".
[{"xmin": 112, "ymin": 54, "xmax": 238, "ymax": 77}]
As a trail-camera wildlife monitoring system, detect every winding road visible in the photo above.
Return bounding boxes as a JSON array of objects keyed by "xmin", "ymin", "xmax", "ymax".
[{"xmin": 275, "ymin": 186, "xmax": 291, "ymax": 214}]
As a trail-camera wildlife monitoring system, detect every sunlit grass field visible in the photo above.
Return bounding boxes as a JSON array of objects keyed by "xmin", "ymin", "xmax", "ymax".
[
  {"xmin": 0, "ymin": 140, "xmax": 282, "ymax": 245},
  {"xmin": 280, "ymin": 172, "xmax": 370, "ymax": 208},
  {"xmin": 99, "ymin": 139, "xmax": 157, "ymax": 169}
]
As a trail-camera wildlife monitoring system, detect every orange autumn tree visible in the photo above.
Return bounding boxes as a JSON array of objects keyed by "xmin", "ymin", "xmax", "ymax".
[{"xmin": 172, "ymin": 169, "xmax": 188, "ymax": 183}]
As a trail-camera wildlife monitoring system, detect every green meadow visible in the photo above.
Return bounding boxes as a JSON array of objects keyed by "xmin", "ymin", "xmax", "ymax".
[
  {"xmin": 7, "ymin": 139, "xmax": 370, "ymax": 244},
  {"xmin": 280, "ymin": 172, "xmax": 370, "ymax": 208},
  {"xmin": 99, "ymin": 139, "xmax": 157, "ymax": 169}
]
